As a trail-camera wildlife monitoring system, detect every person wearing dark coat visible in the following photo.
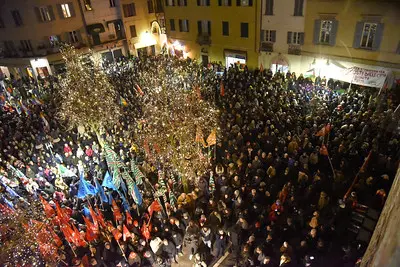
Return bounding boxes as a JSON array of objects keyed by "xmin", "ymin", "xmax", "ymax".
[
  {"xmin": 214, "ymin": 229, "xmax": 228, "ymax": 258},
  {"xmin": 162, "ymin": 239, "xmax": 177, "ymax": 263}
]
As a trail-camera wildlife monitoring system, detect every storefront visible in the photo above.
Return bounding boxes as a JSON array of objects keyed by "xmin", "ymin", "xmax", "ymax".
[{"xmin": 224, "ymin": 50, "xmax": 246, "ymax": 69}]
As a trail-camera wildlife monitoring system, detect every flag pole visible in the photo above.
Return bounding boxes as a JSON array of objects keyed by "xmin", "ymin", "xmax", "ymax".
[{"xmin": 116, "ymin": 239, "xmax": 128, "ymax": 261}]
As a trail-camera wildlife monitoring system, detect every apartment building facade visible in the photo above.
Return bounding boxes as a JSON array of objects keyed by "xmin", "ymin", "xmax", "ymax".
[
  {"xmin": 163, "ymin": 0, "xmax": 261, "ymax": 68},
  {"xmin": 301, "ymin": 0, "xmax": 400, "ymax": 88},
  {"xmin": 120, "ymin": 0, "xmax": 167, "ymax": 56},
  {"xmin": 259, "ymin": 0, "xmax": 307, "ymax": 74},
  {"xmin": 0, "ymin": 0, "xmax": 129, "ymax": 79}
]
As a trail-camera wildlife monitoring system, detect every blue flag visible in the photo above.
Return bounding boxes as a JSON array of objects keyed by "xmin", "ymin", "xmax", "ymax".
[
  {"xmin": 118, "ymin": 191, "xmax": 130, "ymax": 211},
  {"xmin": 83, "ymin": 206, "xmax": 91, "ymax": 218},
  {"xmin": 120, "ymin": 179, "xmax": 128, "ymax": 197},
  {"xmin": 2, "ymin": 197, "xmax": 15, "ymax": 210},
  {"xmin": 131, "ymin": 183, "xmax": 143, "ymax": 206},
  {"xmin": 95, "ymin": 179, "xmax": 108, "ymax": 203},
  {"xmin": 77, "ymin": 171, "xmax": 98, "ymax": 199},
  {"xmin": 102, "ymin": 171, "xmax": 117, "ymax": 191}
]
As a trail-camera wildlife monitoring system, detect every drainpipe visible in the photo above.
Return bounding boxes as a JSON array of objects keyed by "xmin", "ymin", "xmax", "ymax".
[{"xmin": 76, "ymin": 0, "xmax": 92, "ymax": 48}]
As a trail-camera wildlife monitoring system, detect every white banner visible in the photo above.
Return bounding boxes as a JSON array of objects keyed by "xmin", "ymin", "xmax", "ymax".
[{"xmin": 344, "ymin": 67, "xmax": 388, "ymax": 88}]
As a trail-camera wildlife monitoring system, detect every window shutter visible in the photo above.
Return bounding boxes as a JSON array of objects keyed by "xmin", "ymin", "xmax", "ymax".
[
  {"xmin": 179, "ymin": 19, "xmax": 182, "ymax": 32},
  {"xmin": 271, "ymin": 30, "xmax": 276, "ymax": 42},
  {"xmin": 69, "ymin": 2, "xmax": 76, "ymax": 17},
  {"xmin": 76, "ymin": 29, "xmax": 83, "ymax": 43},
  {"xmin": 184, "ymin": 0, "xmax": 187, "ymax": 5},
  {"xmin": 228, "ymin": 0, "xmax": 232, "ymax": 5},
  {"xmin": 237, "ymin": 0, "xmax": 240, "ymax": 6},
  {"xmin": 260, "ymin": 29, "xmax": 264, "ymax": 42},
  {"xmin": 249, "ymin": 0, "xmax": 253, "ymax": 6},
  {"xmin": 299, "ymin": 32, "xmax": 304, "ymax": 45},
  {"xmin": 218, "ymin": 0, "xmax": 222, "ymax": 5},
  {"xmin": 165, "ymin": 0, "xmax": 168, "ymax": 6},
  {"xmin": 353, "ymin": 22, "xmax": 363, "ymax": 49},
  {"xmin": 56, "ymin": 4, "xmax": 64, "ymax": 19},
  {"xmin": 187, "ymin": 20, "xmax": 189, "ymax": 32},
  {"xmin": 62, "ymin": 32, "xmax": 70, "ymax": 43},
  {"xmin": 208, "ymin": 21, "xmax": 211, "ymax": 35},
  {"xmin": 48, "ymin": 5, "xmax": 55, "ymax": 21},
  {"xmin": 372, "ymin": 23, "xmax": 384, "ymax": 51},
  {"xmin": 294, "ymin": 0, "xmax": 299, "ymax": 16},
  {"xmin": 197, "ymin": 0, "xmax": 200, "ymax": 6},
  {"xmin": 329, "ymin": 20, "xmax": 338, "ymax": 46},
  {"xmin": 287, "ymin": 31, "xmax": 292, "ymax": 44},
  {"xmin": 34, "ymin": 7, "xmax": 43, "ymax": 22},
  {"xmin": 313, "ymin": 19, "xmax": 321, "ymax": 44},
  {"xmin": 207, "ymin": 0, "xmax": 210, "ymax": 6},
  {"xmin": 198, "ymin": 21, "xmax": 202, "ymax": 34}
]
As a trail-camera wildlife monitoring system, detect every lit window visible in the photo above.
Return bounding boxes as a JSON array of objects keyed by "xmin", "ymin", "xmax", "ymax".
[
  {"xmin": 360, "ymin": 22, "xmax": 377, "ymax": 49},
  {"xmin": 49, "ymin": 35, "xmax": 59, "ymax": 47},
  {"xmin": 110, "ymin": 0, "xmax": 116, "ymax": 7},
  {"xmin": 83, "ymin": 0, "xmax": 93, "ymax": 11},
  {"xmin": 61, "ymin": 4, "xmax": 71, "ymax": 18},
  {"xmin": 319, "ymin": 20, "xmax": 332, "ymax": 44},
  {"xmin": 39, "ymin": 6, "xmax": 52, "ymax": 21}
]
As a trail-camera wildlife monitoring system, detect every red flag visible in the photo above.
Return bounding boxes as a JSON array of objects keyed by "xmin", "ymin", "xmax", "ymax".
[
  {"xmin": 141, "ymin": 222, "xmax": 151, "ymax": 241},
  {"xmin": 123, "ymin": 224, "xmax": 132, "ymax": 241},
  {"xmin": 89, "ymin": 206, "xmax": 99, "ymax": 230},
  {"xmin": 55, "ymin": 201, "xmax": 69, "ymax": 225},
  {"xmin": 112, "ymin": 227, "xmax": 122, "ymax": 241},
  {"xmin": 95, "ymin": 207, "xmax": 106, "ymax": 227},
  {"xmin": 260, "ymin": 63, "xmax": 264, "ymax": 72},
  {"xmin": 315, "ymin": 124, "xmax": 331, "ymax": 137},
  {"xmin": 220, "ymin": 81, "xmax": 225, "ymax": 96},
  {"xmin": 112, "ymin": 199, "xmax": 123, "ymax": 222},
  {"xmin": 136, "ymin": 84, "xmax": 144, "ymax": 96},
  {"xmin": 126, "ymin": 211, "xmax": 133, "ymax": 226},
  {"xmin": 71, "ymin": 223, "xmax": 86, "ymax": 247},
  {"xmin": 39, "ymin": 196, "xmax": 55, "ymax": 217},
  {"xmin": 320, "ymin": 144, "xmax": 329, "ymax": 156},
  {"xmin": 148, "ymin": 200, "xmax": 162, "ymax": 217},
  {"xmin": 49, "ymin": 228, "xmax": 63, "ymax": 247},
  {"xmin": 0, "ymin": 203, "xmax": 13, "ymax": 214},
  {"xmin": 60, "ymin": 223, "xmax": 74, "ymax": 243}
]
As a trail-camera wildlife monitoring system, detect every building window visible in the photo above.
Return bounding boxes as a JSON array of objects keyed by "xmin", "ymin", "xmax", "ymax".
[
  {"xmin": 360, "ymin": 22, "xmax": 377, "ymax": 49},
  {"xmin": 170, "ymin": 19, "xmax": 176, "ymax": 31},
  {"xmin": 294, "ymin": 0, "xmax": 304, "ymax": 16},
  {"xmin": 37, "ymin": 6, "xmax": 54, "ymax": 22},
  {"xmin": 4, "ymin": 41, "xmax": 16, "ymax": 54},
  {"xmin": 219, "ymin": 0, "xmax": 231, "ymax": 6},
  {"xmin": 69, "ymin": 31, "xmax": 79, "ymax": 43},
  {"xmin": 287, "ymin": 31, "xmax": 304, "ymax": 45},
  {"xmin": 241, "ymin": 23, "xmax": 249, "ymax": 38},
  {"xmin": 110, "ymin": 0, "xmax": 116, "ymax": 7},
  {"xmin": 148, "ymin": 0, "xmax": 154, "ymax": 13},
  {"xmin": 49, "ymin": 35, "xmax": 60, "ymax": 47},
  {"xmin": 178, "ymin": 0, "xmax": 187, "ymax": 6},
  {"xmin": 262, "ymin": 30, "xmax": 276, "ymax": 42},
  {"xmin": 197, "ymin": 0, "xmax": 210, "ymax": 6},
  {"xmin": 83, "ymin": 0, "xmax": 93, "ymax": 11},
  {"xmin": 198, "ymin": 20, "xmax": 211, "ymax": 35},
  {"xmin": 0, "ymin": 17, "xmax": 4, "ymax": 28},
  {"xmin": 222, "ymin": 21, "xmax": 229, "ymax": 36},
  {"xmin": 237, "ymin": 0, "xmax": 252, "ymax": 6},
  {"xmin": 179, "ymin": 19, "xmax": 189, "ymax": 32},
  {"xmin": 130, "ymin": 25, "xmax": 137, "ymax": 37},
  {"xmin": 20, "ymin": 40, "xmax": 33, "ymax": 52},
  {"xmin": 123, "ymin": 3, "xmax": 136, "ymax": 17},
  {"xmin": 319, "ymin": 20, "xmax": 333, "ymax": 44},
  {"xmin": 61, "ymin": 4, "xmax": 72, "ymax": 18},
  {"xmin": 166, "ymin": 0, "xmax": 175, "ymax": 6},
  {"xmin": 265, "ymin": 0, "xmax": 273, "ymax": 15},
  {"xmin": 11, "ymin": 10, "xmax": 23, "ymax": 26}
]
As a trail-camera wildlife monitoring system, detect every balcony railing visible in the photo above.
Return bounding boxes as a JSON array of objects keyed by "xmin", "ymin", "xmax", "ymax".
[
  {"xmin": 288, "ymin": 44, "xmax": 301, "ymax": 55},
  {"xmin": 196, "ymin": 34, "xmax": 211, "ymax": 46},
  {"xmin": 260, "ymin": 42, "xmax": 274, "ymax": 52}
]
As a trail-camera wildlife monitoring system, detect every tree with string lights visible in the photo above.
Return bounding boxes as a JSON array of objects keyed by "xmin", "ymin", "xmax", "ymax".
[{"xmin": 56, "ymin": 45, "xmax": 121, "ymax": 136}]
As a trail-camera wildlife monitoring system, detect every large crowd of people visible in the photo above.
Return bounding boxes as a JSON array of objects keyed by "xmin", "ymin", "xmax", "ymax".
[{"xmin": 0, "ymin": 55, "xmax": 399, "ymax": 267}]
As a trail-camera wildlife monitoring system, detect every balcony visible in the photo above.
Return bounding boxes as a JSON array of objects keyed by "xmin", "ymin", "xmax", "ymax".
[
  {"xmin": 288, "ymin": 44, "xmax": 301, "ymax": 55},
  {"xmin": 196, "ymin": 34, "xmax": 211, "ymax": 46},
  {"xmin": 260, "ymin": 42, "xmax": 274, "ymax": 52}
]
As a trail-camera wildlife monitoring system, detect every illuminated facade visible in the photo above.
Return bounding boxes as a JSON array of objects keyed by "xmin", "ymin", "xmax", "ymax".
[
  {"xmin": 163, "ymin": 0, "xmax": 260, "ymax": 68},
  {"xmin": 259, "ymin": 0, "xmax": 307, "ymax": 74},
  {"xmin": 120, "ymin": 0, "xmax": 167, "ymax": 56},
  {"xmin": 300, "ymin": 0, "xmax": 400, "ymax": 85},
  {"xmin": 0, "ymin": 0, "xmax": 128, "ymax": 78}
]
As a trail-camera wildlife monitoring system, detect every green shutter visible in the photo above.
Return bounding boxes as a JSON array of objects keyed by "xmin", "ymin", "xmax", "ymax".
[
  {"xmin": 299, "ymin": 32, "xmax": 304, "ymax": 45},
  {"xmin": 313, "ymin": 19, "xmax": 321, "ymax": 44},
  {"xmin": 353, "ymin": 22, "xmax": 364, "ymax": 49},
  {"xmin": 271, "ymin": 30, "xmax": 276, "ymax": 42},
  {"xmin": 260, "ymin": 29, "xmax": 264, "ymax": 42},
  {"xmin": 69, "ymin": 2, "xmax": 76, "ymax": 17},
  {"xmin": 34, "ymin": 7, "xmax": 43, "ymax": 22},
  {"xmin": 48, "ymin": 5, "xmax": 55, "ymax": 21},
  {"xmin": 287, "ymin": 31, "xmax": 292, "ymax": 44}
]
